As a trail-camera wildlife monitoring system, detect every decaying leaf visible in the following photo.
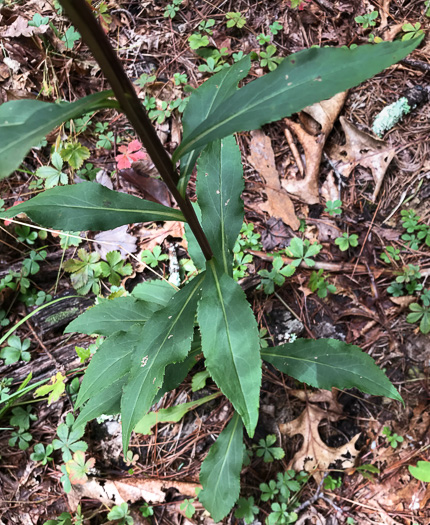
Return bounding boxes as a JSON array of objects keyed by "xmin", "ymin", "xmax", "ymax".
[
  {"xmin": 279, "ymin": 390, "xmax": 359, "ymax": 482},
  {"xmin": 65, "ymin": 450, "xmax": 95, "ymax": 486},
  {"xmin": 67, "ymin": 476, "xmax": 200, "ymax": 512},
  {"xmin": 248, "ymin": 130, "xmax": 300, "ymax": 230},
  {"xmin": 282, "ymin": 92, "xmax": 348, "ymax": 204},
  {"xmin": 0, "ymin": 16, "xmax": 49, "ymax": 38},
  {"xmin": 119, "ymin": 166, "xmax": 172, "ymax": 207},
  {"xmin": 94, "ymin": 225, "xmax": 137, "ymax": 260},
  {"xmin": 327, "ymin": 116, "xmax": 395, "ymax": 201}
]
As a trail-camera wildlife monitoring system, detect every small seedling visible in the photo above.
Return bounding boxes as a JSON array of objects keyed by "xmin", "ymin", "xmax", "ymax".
[
  {"xmin": 407, "ymin": 303, "xmax": 430, "ymax": 334},
  {"xmin": 140, "ymin": 503, "xmax": 154, "ymax": 517},
  {"xmin": 382, "ymin": 426, "xmax": 404, "ymax": 448},
  {"xmin": 134, "ymin": 73, "xmax": 156, "ymax": 88},
  {"xmin": 255, "ymin": 434, "xmax": 285, "ymax": 463},
  {"xmin": 225, "ymin": 11, "xmax": 246, "ymax": 29},
  {"xmin": 267, "ymin": 502, "xmax": 297, "ymax": 524},
  {"xmin": 259, "ymin": 45, "xmax": 282, "ymax": 71},
  {"xmin": 188, "ymin": 33, "xmax": 209, "ymax": 50},
  {"xmin": 335, "ymin": 232, "xmax": 358, "ymax": 251},
  {"xmin": 107, "ymin": 502, "xmax": 133, "ymax": 524},
  {"xmin": 309, "ymin": 269, "xmax": 336, "ymax": 298},
  {"xmin": 31, "ymin": 443, "xmax": 54, "ymax": 465},
  {"xmin": 324, "ymin": 199, "xmax": 342, "ymax": 216},
  {"xmin": 99, "ymin": 251, "xmax": 132, "ymax": 286},
  {"xmin": 323, "ymin": 475, "xmax": 342, "ymax": 490},
  {"xmin": 36, "ymin": 152, "xmax": 68, "ymax": 189},
  {"xmin": 1, "ymin": 335, "xmax": 31, "ymax": 365},
  {"xmin": 234, "ymin": 496, "xmax": 259, "ymax": 524},
  {"xmin": 401, "ymin": 22, "xmax": 424, "ymax": 41},
  {"xmin": 380, "ymin": 246, "xmax": 400, "ymax": 264},
  {"xmin": 52, "ymin": 413, "xmax": 88, "ymax": 462},
  {"xmin": 164, "ymin": 0, "xmax": 182, "ymax": 18},
  {"xmin": 10, "ymin": 406, "xmax": 37, "ymax": 430},
  {"xmin": 257, "ymin": 33, "xmax": 271, "ymax": 45},
  {"xmin": 355, "ymin": 10, "xmax": 378, "ymax": 29},
  {"xmin": 61, "ymin": 26, "xmax": 81, "ymax": 49},
  {"xmin": 141, "ymin": 245, "xmax": 169, "ymax": 268},
  {"xmin": 173, "ymin": 72, "xmax": 188, "ymax": 85},
  {"xmin": 285, "ymin": 237, "xmax": 322, "ymax": 267},
  {"xmin": 258, "ymin": 256, "xmax": 295, "ymax": 295},
  {"xmin": 260, "ymin": 479, "xmax": 279, "ymax": 501},
  {"xmin": 269, "ymin": 21, "xmax": 283, "ymax": 35},
  {"xmin": 180, "ymin": 498, "xmax": 197, "ymax": 519},
  {"xmin": 9, "ymin": 428, "xmax": 32, "ymax": 450},
  {"xmin": 198, "ymin": 19, "xmax": 215, "ymax": 35},
  {"xmin": 15, "ymin": 225, "xmax": 38, "ymax": 245}
]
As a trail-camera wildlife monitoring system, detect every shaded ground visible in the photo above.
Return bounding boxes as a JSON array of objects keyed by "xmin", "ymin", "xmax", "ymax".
[{"xmin": 1, "ymin": 0, "xmax": 430, "ymax": 524}]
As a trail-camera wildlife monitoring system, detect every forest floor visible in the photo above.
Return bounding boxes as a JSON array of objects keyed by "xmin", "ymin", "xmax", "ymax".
[{"xmin": 1, "ymin": 0, "xmax": 430, "ymax": 524}]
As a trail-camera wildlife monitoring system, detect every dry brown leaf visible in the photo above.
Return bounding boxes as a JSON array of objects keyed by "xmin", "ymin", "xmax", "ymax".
[
  {"xmin": 282, "ymin": 92, "xmax": 348, "ymax": 204},
  {"xmin": 248, "ymin": 129, "xmax": 300, "ymax": 230},
  {"xmin": 320, "ymin": 171, "xmax": 339, "ymax": 203},
  {"xmin": 280, "ymin": 390, "xmax": 359, "ymax": 482},
  {"xmin": 94, "ymin": 225, "xmax": 137, "ymax": 260},
  {"xmin": 68, "ymin": 477, "xmax": 200, "ymax": 512},
  {"xmin": 0, "ymin": 16, "xmax": 48, "ymax": 38},
  {"xmin": 137, "ymin": 221, "xmax": 186, "ymax": 252},
  {"xmin": 327, "ymin": 117, "xmax": 395, "ymax": 201}
]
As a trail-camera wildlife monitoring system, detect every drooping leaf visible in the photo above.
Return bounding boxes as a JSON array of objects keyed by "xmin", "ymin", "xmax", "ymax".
[
  {"xmin": 199, "ymin": 412, "xmax": 243, "ymax": 522},
  {"xmin": 196, "ymin": 136, "xmax": 244, "ymax": 275},
  {"xmin": 131, "ymin": 279, "xmax": 177, "ymax": 305},
  {"xmin": 134, "ymin": 392, "xmax": 220, "ymax": 435},
  {"xmin": 261, "ymin": 338, "xmax": 403, "ymax": 402},
  {"xmin": 65, "ymin": 296, "xmax": 161, "ymax": 336},
  {"xmin": 178, "ymin": 55, "xmax": 251, "ymax": 195},
  {"xmin": 0, "ymin": 182, "xmax": 184, "ymax": 229},
  {"xmin": 198, "ymin": 260, "xmax": 261, "ymax": 436},
  {"xmin": 0, "ymin": 90, "xmax": 118, "ymax": 179},
  {"xmin": 121, "ymin": 273, "xmax": 206, "ymax": 451},
  {"xmin": 75, "ymin": 324, "xmax": 144, "ymax": 409},
  {"xmin": 173, "ymin": 38, "xmax": 423, "ymax": 161},
  {"xmin": 409, "ymin": 461, "xmax": 430, "ymax": 482}
]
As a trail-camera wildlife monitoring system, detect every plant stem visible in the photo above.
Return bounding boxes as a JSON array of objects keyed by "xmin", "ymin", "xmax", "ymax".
[{"xmin": 58, "ymin": 0, "xmax": 213, "ymax": 260}]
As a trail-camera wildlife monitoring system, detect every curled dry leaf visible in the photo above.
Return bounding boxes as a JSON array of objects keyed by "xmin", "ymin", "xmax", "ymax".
[
  {"xmin": 279, "ymin": 390, "xmax": 359, "ymax": 482},
  {"xmin": 94, "ymin": 225, "xmax": 137, "ymax": 260},
  {"xmin": 0, "ymin": 16, "xmax": 49, "ymax": 38},
  {"xmin": 327, "ymin": 116, "xmax": 395, "ymax": 201},
  {"xmin": 67, "ymin": 477, "xmax": 200, "ymax": 512},
  {"xmin": 247, "ymin": 129, "xmax": 300, "ymax": 230},
  {"xmin": 119, "ymin": 166, "xmax": 171, "ymax": 207},
  {"xmin": 282, "ymin": 91, "xmax": 348, "ymax": 204}
]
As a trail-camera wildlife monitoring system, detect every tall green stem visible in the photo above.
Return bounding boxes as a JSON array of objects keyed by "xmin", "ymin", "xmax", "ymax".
[{"xmin": 58, "ymin": 0, "xmax": 213, "ymax": 260}]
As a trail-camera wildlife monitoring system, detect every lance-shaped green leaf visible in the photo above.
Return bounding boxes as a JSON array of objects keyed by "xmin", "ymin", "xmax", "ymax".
[
  {"xmin": 65, "ymin": 296, "xmax": 160, "ymax": 337},
  {"xmin": 0, "ymin": 90, "xmax": 118, "ymax": 179},
  {"xmin": 121, "ymin": 273, "xmax": 206, "ymax": 451},
  {"xmin": 135, "ymin": 392, "xmax": 220, "ymax": 435},
  {"xmin": 198, "ymin": 260, "xmax": 261, "ymax": 436},
  {"xmin": 199, "ymin": 412, "xmax": 243, "ymax": 522},
  {"xmin": 75, "ymin": 377, "xmax": 124, "ymax": 428},
  {"xmin": 184, "ymin": 202, "xmax": 206, "ymax": 270},
  {"xmin": 261, "ymin": 338, "xmax": 403, "ymax": 402},
  {"xmin": 0, "ymin": 182, "xmax": 184, "ymax": 230},
  {"xmin": 75, "ymin": 325, "xmax": 144, "ymax": 409},
  {"xmin": 174, "ymin": 38, "xmax": 423, "ymax": 161},
  {"xmin": 178, "ymin": 56, "xmax": 251, "ymax": 195},
  {"xmin": 196, "ymin": 136, "xmax": 244, "ymax": 275}
]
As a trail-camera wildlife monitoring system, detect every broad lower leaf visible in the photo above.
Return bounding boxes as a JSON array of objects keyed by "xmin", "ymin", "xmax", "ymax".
[
  {"xmin": 174, "ymin": 38, "xmax": 422, "ymax": 161},
  {"xmin": 135, "ymin": 392, "xmax": 220, "ymax": 435},
  {"xmin": 198, "ymin": 260, "xmax": 261, "ymax": 436},
  {"xmin": 74, "ymin": 377, "xmax": 124, "ymax": 428},
  {"xmin": 0, "ymin": 90, "xmax": 118, "ymax": 179},
  {"xmin": 131, "ymin": 279, "xmax": 177, "ymax": 305},
  {"xmin": 65, "ymin": 296, "xmax": 159, "ymax": 336},
  {"xmin": 199, "ymin": 412, "xmax": 243, "ymax": 522},
  {"xmin": 261, "ymin": 338, "xmax": 403, "ymax": 402},
  {"xmin": 196, "ymin": 136, "xmax": 244, "ymax": 275},
  {"xmin": 409, "ymin": 461, "xmax": 430, "ymax": 482},
  {"xmin": 178, "ymin": 56, "xmax": 251, "ymax": 195},
  {"xmin": 75, "ymin": 325, "xmax": 144, "ymax": 409},
  {"xmin": 0, "ymin": 182, "xmax": 184, "ymax": 229},
  {"xmin": 121, "ymin": 273, "xmax": 206, "ymax": 451},
  {"xmin": 154, "ymin": 336, "xmax": 202, "ymax": 404}
]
